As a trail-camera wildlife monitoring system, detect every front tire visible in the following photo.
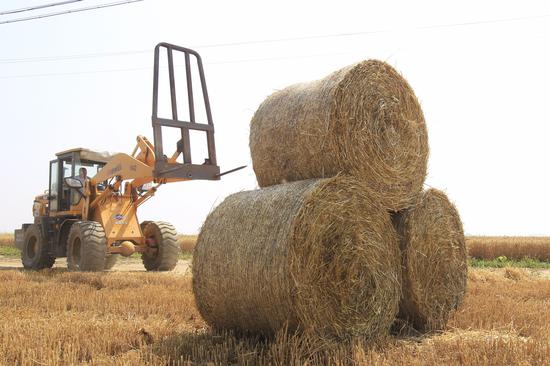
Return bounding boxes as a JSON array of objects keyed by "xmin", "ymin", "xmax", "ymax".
[
  {"xmin": 141, "ymin": 221, "xmax": 179, "ymax": 271},
  {"xmin": 21, "ymin": 224, "xmax": 55, "ymax": 270},
  {"xmin": 67, "ymin": 221, "xmax": 107, "ymax": 272}
]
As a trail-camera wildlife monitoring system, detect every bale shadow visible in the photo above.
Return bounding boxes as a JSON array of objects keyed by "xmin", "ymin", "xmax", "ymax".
[
  {"xmin": 149, "ymin": 326, "xmax": 404, "ymax": 365},
  {"xmin": 147, "ymin": 319, "xmax": 454, "ymax": 365}
]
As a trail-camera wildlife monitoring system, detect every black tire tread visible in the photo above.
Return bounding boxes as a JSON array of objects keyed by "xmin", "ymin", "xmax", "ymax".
[
  {"xmin": 142, "ymin": 221, "xmax": 179, "ymax": 271},
  {"xmin": 67, "ymin": 221, "xmax": 107, "ymax": 272},
  {"xmin": 21, "ymin": 224, "xmax": 55, "ymax": 270}
]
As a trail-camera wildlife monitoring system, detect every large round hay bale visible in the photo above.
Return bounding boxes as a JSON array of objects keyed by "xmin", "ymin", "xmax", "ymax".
[
  {"xmin": 249, "ymin": 60, "xmax": 428, "ymax": 211},
  {"xmin": 193, "ymin": 176, "xmax": 401, "ymax": 340},
  {"xmin": 392, "ymin": 188, "xmax": 467, "ymax": 332}
]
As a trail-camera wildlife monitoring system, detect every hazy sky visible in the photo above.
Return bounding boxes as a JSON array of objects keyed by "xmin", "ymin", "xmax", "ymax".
[{"xmin": 1, "ymin": 0, "xmax": 549, "ymax": 235}]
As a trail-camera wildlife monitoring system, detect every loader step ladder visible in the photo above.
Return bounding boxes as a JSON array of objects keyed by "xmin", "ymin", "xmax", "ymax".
[{"xmin": 151, "ymin": 42, "xmax": 220, "ymax": 180}]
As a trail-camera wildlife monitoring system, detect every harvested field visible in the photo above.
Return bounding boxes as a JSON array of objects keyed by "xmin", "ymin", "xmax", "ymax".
[
  {"xmin": 178, "ymin": 235, "xmax": 197, "ymax": 253},
  {"xmin": 0, "ymin": 233, "xmax": 13, "ymax": 246},
  {"xmin": 249, "ymin": 60, "xmax": 428, "ymax": 211},
  {"xmin": 393, "ymin": 189, "xmax": 467, "ymax": 332},
  {"xmin": 467, "ymin": 236, "xmax": 550, "ymax": 261},
  {"xmin": 193, "ymin": 177, "xmax": 401, "ymax": 340},
  {"xmin": 0, "ymin": 267, "xmax": 548, "ymax": 365},
  {"xmin": 0, "ymin": 269, "xmax": 200, "ymax": 365}
]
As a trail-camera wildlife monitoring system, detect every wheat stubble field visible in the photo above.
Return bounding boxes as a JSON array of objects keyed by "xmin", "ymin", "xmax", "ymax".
[
  {"xmin": 0, "ymin": 235, "xmax": 549, "ymax": 365},
  {"xmin": 0, "ymin": 267, "xmax": 549, "ymax": 365}
]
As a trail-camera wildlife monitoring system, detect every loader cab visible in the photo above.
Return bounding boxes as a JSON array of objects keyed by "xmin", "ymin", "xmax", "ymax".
[{"xmin": 48, "ymin": 148, "xmax": 114, "ymax": 214}]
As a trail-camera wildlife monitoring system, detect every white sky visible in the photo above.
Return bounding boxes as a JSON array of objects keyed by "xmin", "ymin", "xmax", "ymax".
[{"xmin": 0, "ymin": 0, "xmax": 549, "ymax": 235}]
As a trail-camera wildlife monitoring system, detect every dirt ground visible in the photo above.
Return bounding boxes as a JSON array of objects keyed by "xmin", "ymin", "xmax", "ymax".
[
  {"xmin": 4, "ymin": 256, "xmax": 549, "ymax": 279},
  {"xmin": 0, "ymin": 255, "xmax": 548, "ymax": 278},
  {"xmin": 484, "ymin": 267, "xmax": 550, "ymax": 279},
  {"xmin": 0, "ymin": 256, "xmax": 192, "ymax": 274}
]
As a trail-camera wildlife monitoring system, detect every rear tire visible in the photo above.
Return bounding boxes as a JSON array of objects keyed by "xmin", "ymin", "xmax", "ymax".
[
  {"xmin": 21, "ymin": 224, "xmax": 55, "ymax": 270},
  {"xmin": 141, "ymin": 221, "xmax": 179, "ymax": 271},
  {"xmin": 67, "ymin": 221, "xmax": 107, "ymax": 272},
  {"xmin": 104, "ymin": 254, "xmax": 118, "ymax": 270}
]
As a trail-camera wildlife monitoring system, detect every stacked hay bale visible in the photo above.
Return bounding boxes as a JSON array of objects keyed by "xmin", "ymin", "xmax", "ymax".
[
  {"xmin": 392, "ymin": 189, "xmax": 468, "ymax": 332},
  {"xmin": 193, "ymin": 177, "xmax": 401, "ymax": 340},
  {"xmin": 249, "ymin": 60, "xmax": 428, "ymax": 211},
  {"xmin": 193, "ymin": 60, "xmax": 467, "ymax": 340}
]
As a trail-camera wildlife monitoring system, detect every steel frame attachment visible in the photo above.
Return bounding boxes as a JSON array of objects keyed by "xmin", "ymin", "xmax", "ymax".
[{"xmin": 151, "ymin": 42, "xmax": 220, "ymax": 180}]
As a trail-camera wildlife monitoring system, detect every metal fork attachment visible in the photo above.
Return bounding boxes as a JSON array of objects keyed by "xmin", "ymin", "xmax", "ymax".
[{"xmin": 151, "ymin": 42, "xmax": 220, "ymax": 180}]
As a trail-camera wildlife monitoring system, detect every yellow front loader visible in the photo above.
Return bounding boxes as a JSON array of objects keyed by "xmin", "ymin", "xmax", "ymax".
[{"xmin": 14, "ymin": 43, "xmax": 243, "ymax": 271}]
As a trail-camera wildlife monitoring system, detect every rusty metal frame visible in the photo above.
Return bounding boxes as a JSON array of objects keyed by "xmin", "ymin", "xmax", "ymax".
[{"xmin": 151, "ymin": 42, "xmax": 220, "ymax": 181}]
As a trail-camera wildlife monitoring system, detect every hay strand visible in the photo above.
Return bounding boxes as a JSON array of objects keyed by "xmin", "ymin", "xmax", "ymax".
[
  {"xmin": 250, "ymin": 60, "xmax": 428, "ymax": 210},
  {"xmin": 393, "ymin": 189, "xmax": 468, "ymax": 332},
  {"xmin": 193, "ymin": 176, "xmax": 401, "ymax": 340}
]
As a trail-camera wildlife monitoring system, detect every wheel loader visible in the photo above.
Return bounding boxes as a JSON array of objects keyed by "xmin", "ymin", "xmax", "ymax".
[{"xmin": 14, "ymin": 43, "xmax": 243, "ymax": 271}]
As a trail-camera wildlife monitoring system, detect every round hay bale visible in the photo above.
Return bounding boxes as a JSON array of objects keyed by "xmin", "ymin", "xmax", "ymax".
[
  {"xmin": 249, "ymin": 60, "xmax": 428, "ymax": 211},
  {"xmin": 192, "ymin": 176, "xmax": 401, "ymax": 340},
  {"xmin": 393, "ymin": 188, "xmax": 467, "ymax": 332}
]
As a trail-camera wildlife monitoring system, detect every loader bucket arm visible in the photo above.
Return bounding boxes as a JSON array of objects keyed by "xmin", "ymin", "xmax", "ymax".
[
  {"xmin": 151, "ymin": 42, "xmax": 220, "ymax": 181},
  {"xmin": 90, "ymin": 153, "xmax": 154, "ymax": 185}
]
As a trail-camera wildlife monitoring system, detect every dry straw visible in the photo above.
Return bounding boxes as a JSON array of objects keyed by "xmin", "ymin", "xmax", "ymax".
[
  {"xmin": 193, "ymin": 176, "xmax": 401, "ymax": 340},
  {"xmin": 249, "ymin": 60, "xmax": 428, "ymax": 211},
  {"xmin": 393, "ymin": 189, "xmax": 467, "ymax": 332}
]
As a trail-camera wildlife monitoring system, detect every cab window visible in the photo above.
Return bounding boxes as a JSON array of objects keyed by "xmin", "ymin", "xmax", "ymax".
[{"xmin": 60, "ymin": 157, "xmax": 74, "ymax": 210}]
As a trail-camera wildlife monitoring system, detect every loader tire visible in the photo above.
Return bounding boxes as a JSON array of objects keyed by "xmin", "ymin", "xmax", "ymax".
[
  {"xmin": 67, "ymin": 221, "xmax": 107, "ymax": 272},
  {"xmin": 139, "ymin": 221, "xmax": 152, "ymax": 233},
  {"xmin": 104, "ymin": 254, "xmax": 118, "ymax": 270},
  {"xmin": 21, "ymin": 224, "xmax": 55, "ymax": 270},
  {"xmin": 141, "ymin": 221, "xmax": 179, "ymax": 271}
]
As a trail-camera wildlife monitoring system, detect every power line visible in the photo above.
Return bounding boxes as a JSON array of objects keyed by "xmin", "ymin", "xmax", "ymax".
[
  {"xmin": 0, "ymin": 11, "xmax": 548, "ymax": 62},
  {"xmin": 0, "ymin": 49, "xmax": 150, "ymax": 64},
  {"xmin": 0, "ymin": 50, "xmax": 364, "ymax": 79},
  {"xmin": 0, "ymin": 0, "xmax": 85, "ymax": 15},
  {"xmin": 0, "ymin": 65, "xmax": 149, "ymax": 79},
  {"xmin": 0, "ymin": 0, "xmax": 144, "ymax": 25},
  {"xmin": 198, "ymin": 12, "xmax": 550, "ymax": 48}
]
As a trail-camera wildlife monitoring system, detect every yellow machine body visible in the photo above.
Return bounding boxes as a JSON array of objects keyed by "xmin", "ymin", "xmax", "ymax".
[
  {"xmin": 15, "ymin": 43, "xmax": 243, "ymax": 271},
  {"xmin": 60, "ymin": 136, "xmax": 187, "ymax": 253}
]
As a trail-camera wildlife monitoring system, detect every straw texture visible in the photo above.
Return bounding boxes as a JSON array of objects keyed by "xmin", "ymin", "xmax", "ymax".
[
  {"xmin": 393, "ymin": 189, "xmax": 467, "ymax": 332},
  {"xmin": 193, "ymin": 176, "xmax": 401, "ymax": 340},
  {"xmin": 250, "ymin": 60, "xmax": 428, "ymax": 210}
]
